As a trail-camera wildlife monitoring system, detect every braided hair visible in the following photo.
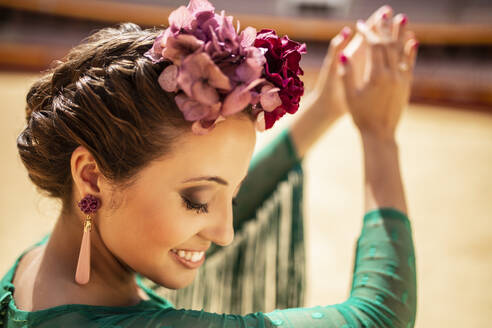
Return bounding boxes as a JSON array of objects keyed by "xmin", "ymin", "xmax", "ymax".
[{"xmin": 17, "ymin": 23, "xmax": 201, "ymax": 210}]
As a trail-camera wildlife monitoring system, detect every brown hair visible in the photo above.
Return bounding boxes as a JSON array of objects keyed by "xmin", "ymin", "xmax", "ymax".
[{"xmin": 17, "ymin": 23, "xmax": 200, "ymax": 210}]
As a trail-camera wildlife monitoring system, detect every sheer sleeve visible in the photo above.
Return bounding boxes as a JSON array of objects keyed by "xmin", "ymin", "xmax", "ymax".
[
  {"xmin": 93, "ymin": 207, "xmax": 416, "ymax": 328},
  {"xmin": 232, "ymin": 127, "xmax": 302, "ymax": 231}
]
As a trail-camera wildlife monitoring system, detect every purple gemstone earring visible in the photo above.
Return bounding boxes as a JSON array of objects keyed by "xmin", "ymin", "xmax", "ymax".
[{"xmin": 75, "ymin": 194, "xmax": 101, "ymax": 285}]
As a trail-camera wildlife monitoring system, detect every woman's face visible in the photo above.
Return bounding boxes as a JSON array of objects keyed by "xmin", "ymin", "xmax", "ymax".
[{"xmin": 96, "ymin": 114, "xmax": 256, "ymax": 289}]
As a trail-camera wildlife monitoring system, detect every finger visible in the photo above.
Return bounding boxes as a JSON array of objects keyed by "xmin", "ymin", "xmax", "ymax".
[
  {"xmin": 392, "ymin": 13, "xmax": 408, "ymax": 43},
  {"xmin": 375, "ymin": 9, "xmax": 393, "ymax": 42},
  {"xmin": 385, "ymin": 42, "xmax": 399, "ymax": 73},
  {"xmin": 316, "ymin": 26, "xmax": 353, "ymax": 95},
  {"xmin": 403, "ymin": 30, "xmax": 416, "ymax": 45},
  {"xmin": 356, "ymin": 19, "xmax": 381, "ymax": 44},
  {"xmin": 368, "ymin": 43, "xmax": 388, "ymax": 82},
  {"xmin": 404, "ymin": 38, "xmax": 419, "ymax": 72},
  {"xmin": 366, "ymin": 5, "xmax": 393, "ymax": 30},
  {"xmin": 338, "ymin": 52, "xmax": 357, "ymax": 99},
  {"xmin": 325, "ymin": 26, "xmax": 353, "ymax": 77}
]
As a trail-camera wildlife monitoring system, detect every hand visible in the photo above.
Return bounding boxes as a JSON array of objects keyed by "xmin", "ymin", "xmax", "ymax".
[
  {"xmin": 313, "ymin": 5, "xmax": 398, "ymax": 121},
  {"xmin": 338, "ymin": 11, "xmax": 418, "ymax": 139}
]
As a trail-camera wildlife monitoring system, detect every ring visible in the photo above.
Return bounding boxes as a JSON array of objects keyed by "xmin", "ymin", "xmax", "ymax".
[{"xmin": 398, "ymin": 62, "xmax": 409, "ymax": 72}]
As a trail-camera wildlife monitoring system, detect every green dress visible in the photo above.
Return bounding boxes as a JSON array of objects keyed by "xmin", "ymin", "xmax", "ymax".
[{"xmin": 0, "ymin": 128, "xmax": 417, "ymax": 327}]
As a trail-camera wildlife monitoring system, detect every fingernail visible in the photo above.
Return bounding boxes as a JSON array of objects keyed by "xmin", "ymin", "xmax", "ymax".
[
  {"xmin": 383, "ymin": 5, "xmax": 393, "ymax": 13},
  {"xmin": 341, "ymin": 26, "xmax": 351, "ymax": 39},
  {"xmin": 412, "ymin": 40, "xmax": 419, "ymax": 49},
  {"xmin": 382, "ymin": 12, "xmax": 389, "ymax": 20},
  {"xmin": 339, "ymin": 53, "xmax": 348, "ymax": 64},
  {"xmin": 400, "ymin": 14, "xmax": 408, "ymax": 26}
]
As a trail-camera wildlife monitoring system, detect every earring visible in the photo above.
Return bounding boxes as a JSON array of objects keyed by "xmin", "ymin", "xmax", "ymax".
[{"xmin": 75, "ymin": 194, "xmax": 101, "ymax": 285}]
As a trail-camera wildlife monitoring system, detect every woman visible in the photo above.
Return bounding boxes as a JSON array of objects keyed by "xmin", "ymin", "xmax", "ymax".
[{"xmin": 0, "ymin": 1, "xmax": 418, "ymax": 326}]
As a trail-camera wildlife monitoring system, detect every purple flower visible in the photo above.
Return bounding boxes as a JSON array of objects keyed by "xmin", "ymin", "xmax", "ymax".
[
  {"xmin": 158, "ymin": 64, "xmax": 179, "ymax": 92},
  {"xmin": 162, "ymin": 34, "xmax": 204, "ymax": 65},
  {"xmin": 254, "ymin": 29, "xmax": 307, "ymax": 129},
  {"xmin": 175, "ymin": 93, "xmax": 221, "ymax": 122},
  {"xmin": 222, "ymin": 78, "xmax": 263, "ymax": 116},
  {"xmin": 177, "ymin": 52, "xmax": 231, "ymax": 106},
  {"xmin": 144, "ymin": 0, "xmax": 307, "ymax": 135},
  {"xmin": 168, "ymin": 6, "xmax": 195, "ymax": 33}
]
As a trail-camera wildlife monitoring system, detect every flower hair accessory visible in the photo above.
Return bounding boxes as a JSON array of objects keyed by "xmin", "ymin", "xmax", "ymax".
[{"xmin": 144, "ymin": 0, "xmax": 307, "ymax": 135}]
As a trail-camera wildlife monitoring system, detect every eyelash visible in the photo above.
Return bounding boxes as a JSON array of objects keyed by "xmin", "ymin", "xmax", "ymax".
[{"xmin": 181, "ymin": 196, "xmax": 238, "ymax": 214}]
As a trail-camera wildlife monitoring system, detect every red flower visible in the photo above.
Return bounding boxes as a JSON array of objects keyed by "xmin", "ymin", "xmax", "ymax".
[{"xmin": 254, "ymin": 29, "xmax": 307, "ymax": 129}]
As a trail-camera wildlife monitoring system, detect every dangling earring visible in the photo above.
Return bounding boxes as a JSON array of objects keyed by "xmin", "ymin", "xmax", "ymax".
[{"xmin": 75, "ymin": 194, "xmax": 101, "ymax": 285}]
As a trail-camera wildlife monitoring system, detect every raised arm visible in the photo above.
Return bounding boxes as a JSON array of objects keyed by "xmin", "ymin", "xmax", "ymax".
[
  {"xmin": 289, "ymin": 5, "xmax": 396, "ymax": 160},
  {"xmin": 288, "ymin": 26, "xmax": 351, "ymax": 160}
]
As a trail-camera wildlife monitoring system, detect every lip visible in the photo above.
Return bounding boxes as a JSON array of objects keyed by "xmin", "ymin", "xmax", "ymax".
[
  {"xmin": 169, "ymin": 250, "xmax": 205, "ymax": 269},
  {"xmin": 171, "ymin": 248, "xmax": 209, "ymax": 252}
]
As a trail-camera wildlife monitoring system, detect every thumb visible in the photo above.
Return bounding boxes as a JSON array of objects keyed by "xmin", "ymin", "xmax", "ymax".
[
  {"xmin": 338, "ymin": 52, "xmax": 357, "ymax": 99},
  {"xmin": 325, "ymin": 26, "xmax": 353, "ymax": 77}
]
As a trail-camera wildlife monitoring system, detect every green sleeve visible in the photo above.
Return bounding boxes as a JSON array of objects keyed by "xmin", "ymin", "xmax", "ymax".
[
  {"xmin": 232, "ymin": 127, "xmax": 302, "ymax": 231},
  {"xmin": 98, "ymin": 207, "xmax": 416, "ymax": 328},
  {"xmin": 15, "ymin": 207, "xmax": 416, "ymax": 328}
]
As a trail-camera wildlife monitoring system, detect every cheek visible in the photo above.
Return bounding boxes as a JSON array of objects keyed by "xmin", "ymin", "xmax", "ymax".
[{"xmin": 98, "ymin": 191, "xmax": 201, "ymax": 268}]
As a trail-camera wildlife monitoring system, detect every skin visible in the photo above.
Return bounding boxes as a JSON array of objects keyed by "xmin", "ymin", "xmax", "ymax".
[
  {"xmin": 12, "ymin": 5, "xmax": 417, "ymax": 311},
  {"xmin": 290, "ymin": 5, "xmax": 417, "ymax": 159},
  {"xmin": 13, "ymin": 112, "xmax": 256, "ymax": 310}
]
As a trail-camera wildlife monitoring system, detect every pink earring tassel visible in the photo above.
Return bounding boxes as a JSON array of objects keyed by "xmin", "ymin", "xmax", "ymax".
[{"xmin": 75, "ymin": 218, "xmax": 92, "ymax": 285}]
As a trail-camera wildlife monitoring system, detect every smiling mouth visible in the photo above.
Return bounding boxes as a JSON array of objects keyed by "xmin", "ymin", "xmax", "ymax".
[{"xmin": 169, "ymin": 249, "xmax": 205, "ymax": 269}]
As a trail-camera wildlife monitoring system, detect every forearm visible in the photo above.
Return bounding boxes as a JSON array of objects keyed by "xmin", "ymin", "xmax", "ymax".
[
  {"xmin": 289, "ymin": 90, "xmax": 343, "ymax": 160},
  {"xmin": 360, "ymin": 131, "xmax": 408, "ymax": 215}
]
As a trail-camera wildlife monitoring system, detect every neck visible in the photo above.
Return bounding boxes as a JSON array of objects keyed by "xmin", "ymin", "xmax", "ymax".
[{"xmin": 37, "ymin": 209, "xmax": 143, "ymax": 307}]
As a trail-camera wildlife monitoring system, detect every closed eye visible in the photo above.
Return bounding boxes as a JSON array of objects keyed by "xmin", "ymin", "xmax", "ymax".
[{"xmin": 181, "ymin": 196, "xmax": 239, "ymax": 214}]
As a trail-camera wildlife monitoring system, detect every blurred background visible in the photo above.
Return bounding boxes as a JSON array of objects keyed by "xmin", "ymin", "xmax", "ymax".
[{"xmin": 0, "ymin": 0, "xmax": 491, "ymax": 327}]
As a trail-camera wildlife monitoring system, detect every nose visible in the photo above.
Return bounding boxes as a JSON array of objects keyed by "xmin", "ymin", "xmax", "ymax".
[{"xmin": 200, "ymin": 200, "xmax": 235, "ymax": 247}]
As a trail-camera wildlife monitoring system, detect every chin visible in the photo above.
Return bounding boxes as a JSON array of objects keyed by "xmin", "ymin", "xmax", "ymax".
[
  {"xmin": 161, "ymin": 275, "xmax": 196, "ymax": 290},
  {"xmin": 147, "ymin": 269, "xmax": 197, "ymax": 290}
]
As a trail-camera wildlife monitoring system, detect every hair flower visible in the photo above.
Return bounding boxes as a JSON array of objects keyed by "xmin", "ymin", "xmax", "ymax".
[{"xmin": 144, "ymin": 0, "xmax": 307, "ymax": 135}]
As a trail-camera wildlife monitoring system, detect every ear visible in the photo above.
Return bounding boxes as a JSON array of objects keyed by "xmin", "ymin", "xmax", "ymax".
[{"xmin": 70, "ymin": 145, "xmax": 105, "ymax": 201}]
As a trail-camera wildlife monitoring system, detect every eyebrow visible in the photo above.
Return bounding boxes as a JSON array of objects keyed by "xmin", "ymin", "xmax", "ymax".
[{"xmin": 182, "ymin": 175, "xmax": 248, "ymax": 186}]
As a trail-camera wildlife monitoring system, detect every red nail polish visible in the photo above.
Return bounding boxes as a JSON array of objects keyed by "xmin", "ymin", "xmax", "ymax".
[
  {"xmin": 412, "ymin": 40, "xmax": 419, "ymax": 49},
  {"xmin": 382, "ymin": 12, "xmax": 388, "ymax": 20},
  {"xmin": 339, "ymin": 53, "xmax": 348, "ymax": 64},
  {"xmin": 400, "ymin": 15, "xmax": 408, "ymax": 25}
]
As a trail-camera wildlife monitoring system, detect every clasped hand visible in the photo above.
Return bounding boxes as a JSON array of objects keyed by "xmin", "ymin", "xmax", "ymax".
[{"xmin": 314, "ymin": 5, "xmax": 419, "ymax": 140}]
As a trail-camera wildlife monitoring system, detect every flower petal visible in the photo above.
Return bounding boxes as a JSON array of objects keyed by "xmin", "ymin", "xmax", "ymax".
[
  {"xmin": 158, "ymin": 65, "xmax": 179, "ymax": 92},
  {"xmin": 187, "ymin": 0, "xmax": 215, "ymax": 15},
  {"xmin": 191, "ymin": 120, "xmax": 216, "ymax": 135},
  {"xmin": 144, "ymin": 31, "xmax": 166, "ymax": 63},
  {"xmin": 204, "ymin": 61, "xmax": 231, "ymax": 91},
  {"xmin": 201, "ymin": 102, "xmax": 222, "ymax": 121},
  {"xmin": 239, "ymin": 26, "xmax": 257, "ymax": 48},
  {"xmin": 222, "ymin": 85, "xmax": 252, "ymax": 116},
  {"xmin": 177, "ymin": 53, "xmax": 209, "ymax": 96},
  {"xmin": 168, "ymin": 6, "xmax": 194, "ymax": 31},
  {"xmin": 191, "ymin": 80, "xmax": 219, "ymax": 105},
  {"xmin": 175, "ymin": 93, "xmax": 210, "ymax": 121},
  {"xmin": 260, "ymin": 84, "xmax": 282, "ymax": 112},
  {"xmin": 162, "ymin": 34, "xmax": 204, "ymax": 64}
]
